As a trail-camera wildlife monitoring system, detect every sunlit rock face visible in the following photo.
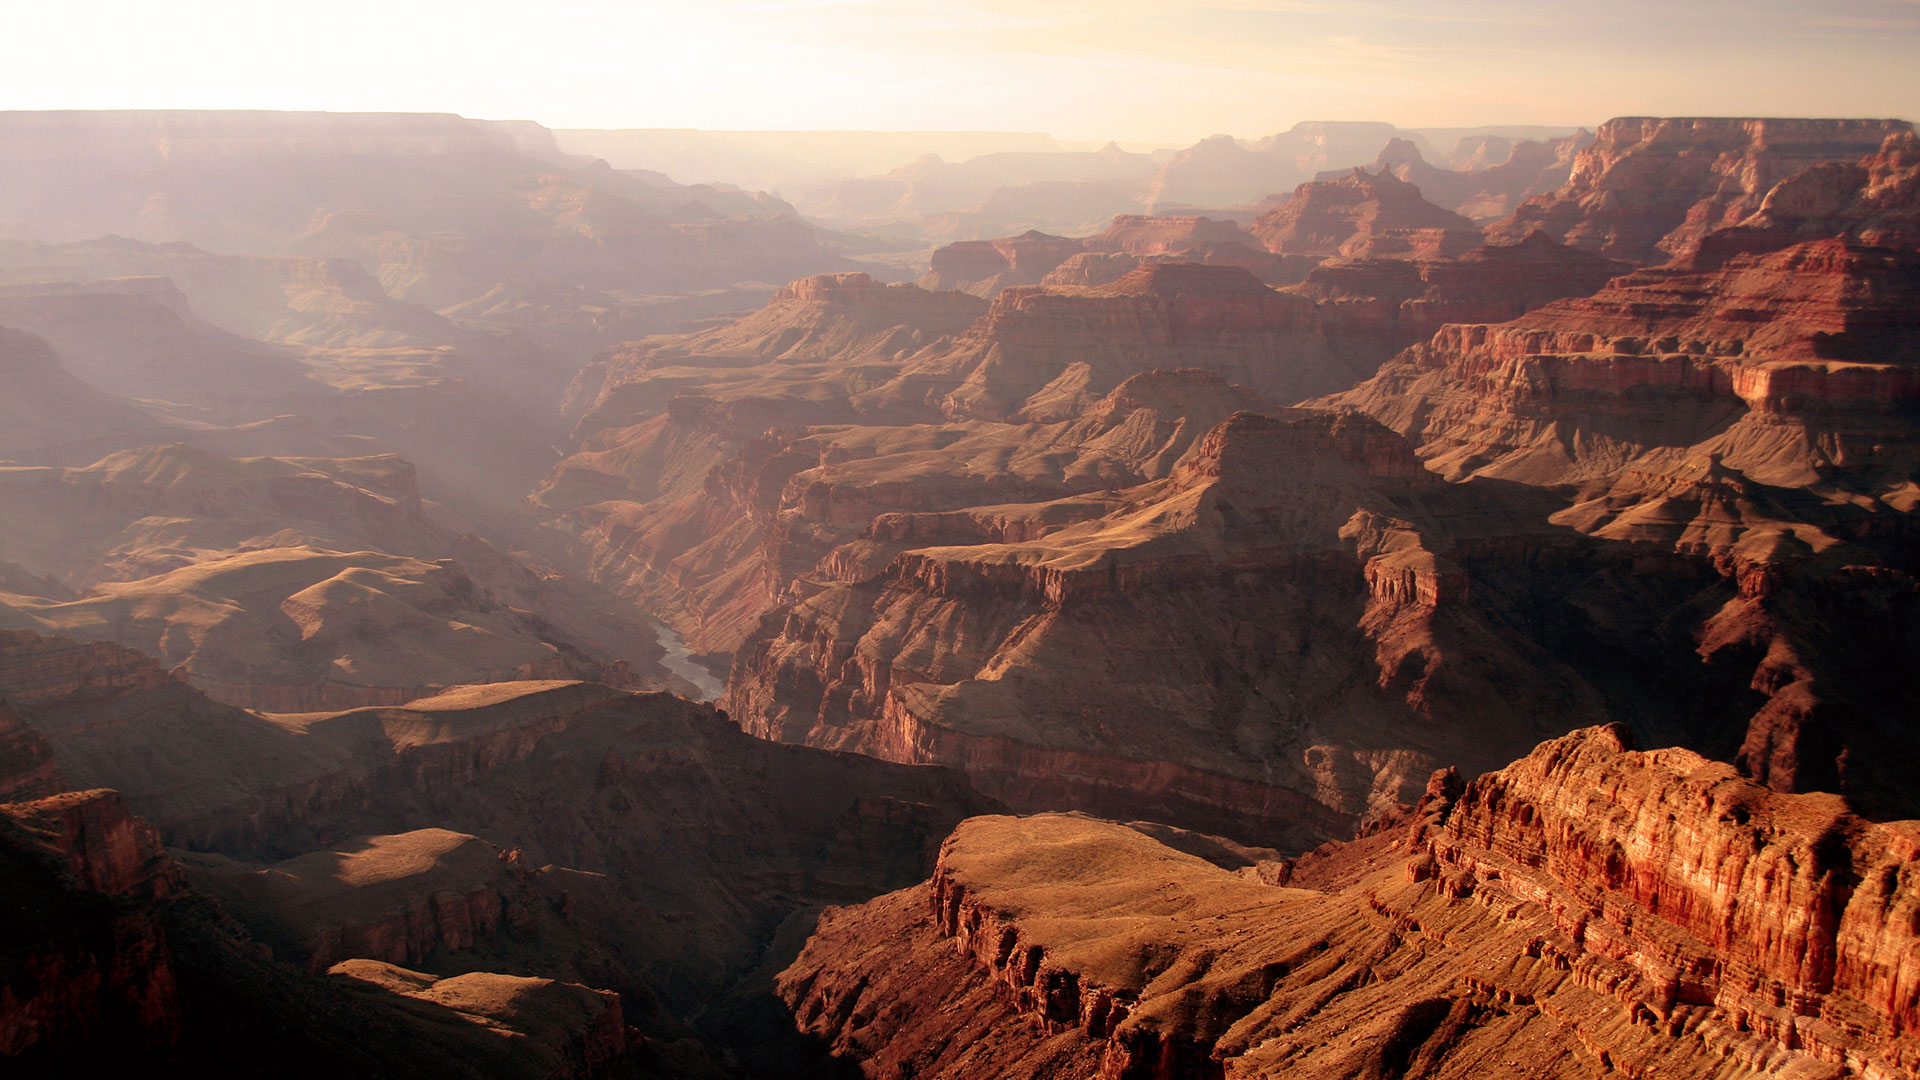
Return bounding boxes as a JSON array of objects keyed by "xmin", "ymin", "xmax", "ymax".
[
  {"xmin": 778, "ymin": 726, "xmax": 1920, "ymax": 1080},
  {"xmin": 1485, "ymin": 117, "xmax": 1913, "ymax": 264}
]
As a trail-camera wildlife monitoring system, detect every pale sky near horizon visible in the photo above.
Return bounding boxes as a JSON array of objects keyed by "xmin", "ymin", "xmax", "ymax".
[{"xmin": 8, "ymin": 0, "xmax": 1918, "ymax": 143}]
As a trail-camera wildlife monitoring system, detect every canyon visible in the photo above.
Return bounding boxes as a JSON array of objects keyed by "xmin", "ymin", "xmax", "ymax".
[{"xmin": 1, "ymin": 107, "xmax": 1916, "ymax": 1078}]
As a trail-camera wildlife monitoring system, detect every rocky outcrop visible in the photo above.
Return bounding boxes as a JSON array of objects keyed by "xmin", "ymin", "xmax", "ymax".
[
  {"xmin": 3, "ymin": 788, "xmax": 183, "ymax": 898},
  {"xmin": 1693, "ymin": 130, "xmax": 1920, "ymax": 265},
  {"xmin": 1283, "ymin": 231, "xmax": 1630, "ymax": 376},
  {"xmin": 0, "ymin": 789, "xmax": 186, "ymax": 1061},
  {"xmin": 917, "ymin": 231, "xmax": 1089, "ymax": 296},
  {"xmin": 725, "ymin": 410, "xmax": 1619, "ymax": 848},
  {"xmin": 1486, "ymin": 117, "xmax": 1913, "ymax": 264},
  {"xmin": 1324, "ymin": 235, "xmax": 1920, "ymax": 489},
  {"xmin": 778, "ymin": 728, "xmax": 1920, "ymax": 1079},
  {"xmin": 188, "ymin": 829, "xmax": 528, "ymax": 972},
  {"xmin": 902, "ymin": 261, "xmax": 1353, "ymax": 422},
  {"xmin": 1250, "ymin": 168, "xmax": 1482, "ymax": 258},
  {"xmin": 1433, "ymin": 724, "xmax": 1920, "ymax": 1064}
]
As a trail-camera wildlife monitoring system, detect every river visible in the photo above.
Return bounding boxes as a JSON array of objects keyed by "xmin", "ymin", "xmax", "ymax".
[{"xmin": 653, "ymin": 618, "xmax": 727, "ymax": 702}]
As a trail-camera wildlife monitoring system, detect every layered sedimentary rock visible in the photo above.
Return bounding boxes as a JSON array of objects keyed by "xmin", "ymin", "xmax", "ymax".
[
  {"xmin": 779, "ymin": 726, "xmax": 1920, "ymax": 1079},
  {"xmin": 1284, "ymin": 231, "xmax": 1630, "ymax": 375},
  {"xmin": 1318, "ymin": 164, "xmax": 1920, "ymax": 816},
  {"xmin": 725, "ymin": 409, "xmax": 1608, "ymax": 848},
  {"xmin": 1325, "ymin": 236, "xmax": 1920, "ymax": 490},
  {"xmin": 538, "ymin": 262, "xmax": 1369, "ymax": 665},
  {"xmin": 1486, "ymin": 117, "xmax": 1913, "ymax": 263},
  {"xmin": 0, "ymin": 637, "xmax": 993, "ymax": 997},
  {"xmin": 1691, "ymin": 130, "xmax": 1920, "ymax": 263},
  {"xmin": 900, "ymin": 262, "xmax": 1356, "ymax": 422},
  {"xmin": 1250, "ymin": 168, "xmax": 1481, "ymax": 258},
  {"xmin": 0, "ymin": 784, "xmax": 641, "ymax": 1078},
  {"xmin": 916, "ymin": 230, "xmax": 1089, "ymax": 296},
  {"xmin": 568, "ymin": 270, "xmax": 986, "ymax": 427},
  {"xmin": 547, "ymin": 367, "xmax": 1275, "ymax": 663}
]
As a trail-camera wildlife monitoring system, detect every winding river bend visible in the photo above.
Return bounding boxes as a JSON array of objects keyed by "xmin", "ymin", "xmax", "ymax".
[{"xmin": 653, "ymin": 618, "xmax": 727, "ymax": 702}]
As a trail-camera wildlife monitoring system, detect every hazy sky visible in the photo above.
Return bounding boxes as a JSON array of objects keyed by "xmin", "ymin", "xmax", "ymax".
[{"xmin": 9, "ymin": 0, "xmax": 1919, "ymax": 142}]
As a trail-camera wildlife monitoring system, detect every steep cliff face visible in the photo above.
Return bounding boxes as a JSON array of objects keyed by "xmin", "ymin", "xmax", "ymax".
[
  {"xmin": 1324, "ymin": 236, "xmax": 1920, "ymax": 491},
  {"xmin": 726, "ymin": 410, "xmax": 1622, "ymax": 848},
  {"xmin": 778, "ymin": 728, "xmax": 1920, "ymax": 1079},
  {"xmin": 538, "ymin": 262, "xmax": 1375, "ymax": 665},
  {"xmin": 0, "ymin": 640, "xmax": 994, "ymax": 1002},
  {"xmin": 1692, "ymin": 130, "xmax": 1920, "ymax": 265},
  {"xmin": 1486, "ymin": 117, "xmax": 1913, "ymax": 264},
  {"xmin": 1434, "ymin": 724, "xmax": 1920, "ymax": 1062},
  {"xmin": 1320, "ymin": 195, "xmax": 1920, "ymax": 814},
  {"xmin": 0, "ymin": 789, "xmax": 186, "ymax": 1061},
  {"xmin": 1283, "ymin": 231, "xmax": 1629, "ymax": 377}
]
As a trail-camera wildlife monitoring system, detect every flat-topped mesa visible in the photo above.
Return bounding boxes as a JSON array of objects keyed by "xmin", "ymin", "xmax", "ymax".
[
  {"xmin": 1431, "ymin": 724, "xmax": 1920, "ymax": 1060},
  {"xmin": 918, "ymin": 230, "xmax": 1087, "ymax": 295},
  {"xmin": 764, "ymin": 270, "xmax": 946, "ymax": 315},
  {"xmin": 1486, "ymin": 116, "xmax": 1914, "ymax": 264},
  {"xmin": 327, "ymin": 962, "xmax": 629, "ymax": 1080},
  {"xmin": 932, "ymin": 261, "xmax": 1351, "ymax": 422},
  {"xmin": 1176, "ymin": 409, "xmax": 1433, "ymax": 491},
  {"xmin": 1250, "ymin": 167, "xmax": 1482, "ymax": 258}
]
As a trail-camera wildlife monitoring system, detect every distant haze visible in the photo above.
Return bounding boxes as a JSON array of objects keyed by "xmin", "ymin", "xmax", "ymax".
[{"xmin": 10, "ymin": 0, "xmax": 1919, "ymax": 143}]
